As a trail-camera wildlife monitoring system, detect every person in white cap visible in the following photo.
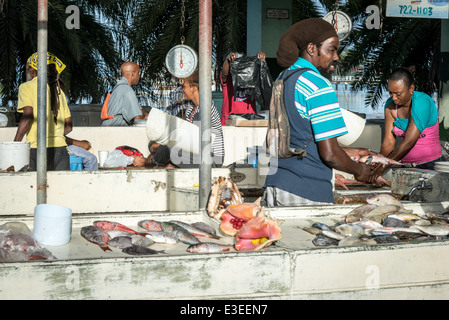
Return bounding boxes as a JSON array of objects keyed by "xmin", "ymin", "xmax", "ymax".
[{"xmin": 263, "ymin": 18, "xmax": 374, "ymax": 206}]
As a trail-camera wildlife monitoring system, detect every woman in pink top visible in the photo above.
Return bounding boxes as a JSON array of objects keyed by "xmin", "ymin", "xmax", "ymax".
[
  {"xmin": 370, "ymin": 67, "xmax": 442, "ymax": 182},
  {"xmin": 220, "ymin": 51, "xmax": 266, "ymax": 125}
]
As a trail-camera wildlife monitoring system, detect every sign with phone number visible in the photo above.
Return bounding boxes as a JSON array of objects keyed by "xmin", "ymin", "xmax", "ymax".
[{"xmin": 386, "ymin": 0, "xmax": 449, "ymax": 19}]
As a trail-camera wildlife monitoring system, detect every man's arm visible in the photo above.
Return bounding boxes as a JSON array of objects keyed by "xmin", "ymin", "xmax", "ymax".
[
  {"xmin": 14, "ymin": 106, "xmax": 33, "ymax": 142},
  {"xmin": 317, "ymin": 137, "xmax": 371, "ymax": 183}
]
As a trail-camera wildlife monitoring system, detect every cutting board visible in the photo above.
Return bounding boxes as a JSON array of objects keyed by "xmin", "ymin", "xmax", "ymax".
[{"xmin": 225, "ymin": 119, "xmax": 268, "ymax": 127}]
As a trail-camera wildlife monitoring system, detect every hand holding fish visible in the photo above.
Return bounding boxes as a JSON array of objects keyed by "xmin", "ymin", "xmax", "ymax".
[{"xmin": 343, "ymin": 147, "xmax": 376, "ymax": 161}]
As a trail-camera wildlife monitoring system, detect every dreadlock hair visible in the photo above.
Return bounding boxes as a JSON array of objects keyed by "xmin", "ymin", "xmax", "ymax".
[{"xmin": 47, "ymin": 64, "xmax": 61, "ymax": 124}]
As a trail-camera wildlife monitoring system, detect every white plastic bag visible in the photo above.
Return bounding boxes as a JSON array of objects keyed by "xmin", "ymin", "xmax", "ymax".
[{"xmin": 103, "ymin": 149, "xmax": 134, "ymax": 168}]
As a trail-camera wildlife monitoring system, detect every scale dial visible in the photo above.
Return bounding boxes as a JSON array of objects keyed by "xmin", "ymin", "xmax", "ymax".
[
  {"xmin": 323, "ymin": 11, "xmax": 353, "ymax": 41},
  {"xmin": 165, "ymin": 44, "xmax": 198, "ymax": 78}
]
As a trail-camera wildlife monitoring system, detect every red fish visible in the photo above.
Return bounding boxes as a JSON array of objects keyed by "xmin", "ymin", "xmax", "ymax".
[
  {"xmin": 138, "ymin": 219, "xmax": 162, "ymax": 232},
  {"xmin": 93, "ymin": 220, "xmax": 147, "ymax": 237}
]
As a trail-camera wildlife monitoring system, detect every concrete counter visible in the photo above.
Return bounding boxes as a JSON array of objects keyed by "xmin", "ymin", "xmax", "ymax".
[{"xmin": 1, "ymin": 201, "xmax": 449, "ymax": 299}]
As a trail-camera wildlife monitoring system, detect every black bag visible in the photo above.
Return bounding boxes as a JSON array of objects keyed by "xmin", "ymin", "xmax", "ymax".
[{"xmin": 230, "ymin": 56, "xmax": 273, "ymax": 110}]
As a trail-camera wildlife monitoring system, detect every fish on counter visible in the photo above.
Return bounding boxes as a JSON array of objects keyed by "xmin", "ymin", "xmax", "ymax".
[
  {"xmin": 108, "ymin": 235, "xmax": 154, "ymax": 249},
  {"xmin": 94, "ymin": 220, "xmax": 148, "ymax": 237},
  {"xmin": 366, "ymin": 194, "xmax": 405, "ymax": 208},
  {"xmin": 161, "ymin": 222, "xmax": 201, "ymax": 245},
  {"xmin": 144, "ymin": 231, "xmax": 178, "ymax": 244},
  {"xmin": 304, "ymin": 193, "xmax": 449, "ymax": 248},
  {"xmin": 81, "ymin": 226, "xmax": 111, "ymax": 252},
  {"xmin": 0, "ymin": 222, "xmax": 57, "ymax": 262},
  {"xmin": 169, "ymin": 220, "xmax": 220, "ymax": 239},
  {"xmin": 122, "ymin": 245, "xmax": 165, "ymax": 256},
  {"xmin": 138, "ymin": 220, "xmax": 163, "ymax": 232},
  {"xmin": 186, "ymin": 242, "xmax": 233, "ymax": 253},
  {"xmin": 191, "ymin": 222, "xmax": 220, "ymax": 239}
]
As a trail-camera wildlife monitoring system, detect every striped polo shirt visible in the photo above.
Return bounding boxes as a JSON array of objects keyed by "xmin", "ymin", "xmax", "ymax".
[{"xmin": 289, "ymin": 58, "xmax": 348, "ymax": 141}]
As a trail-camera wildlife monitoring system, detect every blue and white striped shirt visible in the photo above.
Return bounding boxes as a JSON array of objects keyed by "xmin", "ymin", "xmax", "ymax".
[{"xmin": 289, "ymin": 58, "xmax": 348, "ymax": 141}]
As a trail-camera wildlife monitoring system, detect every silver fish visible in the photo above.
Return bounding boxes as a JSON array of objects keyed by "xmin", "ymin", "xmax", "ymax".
[
  {"xmin": 362, "ymin": 205, "xmax": 403, "ymax": 223},
  {"xmin": 169, "ymin": 220, "xmax": 220, "ymax": 239},
  {"xmin": 161, "ymin": 222, "xmax": 201, "ymax": 245},
  {"xmin": 426, "ymin": 212, "xmax": 449, "ymax": 223},
  {"xmin": 312, "ymin": 234, "xmax": 339, "ymax": 246},
  {"xmin": 122, "ymin": 245, "xmax": 164, "ymax": 255},
  {"xmin": 413, "ymin": 219, "xmax": 432, "ymax": 226},
  {"xmin": 81, "ymin": 226, "xmax": 111, "ymax": 251},
  {"xmin": 144, "ymin": 231, "xmax": 178, "ymax": 244},
  {"xmin": 345, "ymin": 204, "xmax": 378, "ymax": 223},
  {"xmin": 358, "ymin": 155, "xmax": 403, "ymax": 166},
  {"xmin": 191, "ymin": 222, "xmax": 219, "ymax": 238},
  {"xmin": 186, "ymin": 242, "xmax": 233, "ymax": 253},
  {"xmin": 302, "ymin": 227, "xmax": 322, "ymax": 236},
  {"xmin": 353, "ymin": 220, "xmax": 384, "ymax": 230},
  {"xmin": 366, "ymin": 194, "xmax": 404, "ymax": 208},
  {"xmin": 415, "ymin": 224, "xmax": 449, "ymax": 236},
  {"xmin": 130, "ymin": 234, "xmax": 154, "ymax": 247},
  {"xmin": 108, "ymin": 235, "xmax": 154, "ymax": 249},
  {"xmin": 108, "ymin": 236, "xmax": 133, "ymax": 249},
  {"xmin": 322, "ymin": 230, "xmax": 345, "ymax": 241},
  {"xmin": 335, "ymin": 223, "xmax": 366, "ymax": 238}
]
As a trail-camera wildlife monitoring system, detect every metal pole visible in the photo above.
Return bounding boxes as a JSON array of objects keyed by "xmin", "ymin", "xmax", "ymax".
[
  {"xmin": 37, "ymin": 0, "xmax": 48, "ymax": 204},
  {"xmin": 198, "ymin": 0, "xmax": 212, "ymax": 210},
  {"xmin": 440, "ymin": 19, "xmax": 449, "ymax": 130}
]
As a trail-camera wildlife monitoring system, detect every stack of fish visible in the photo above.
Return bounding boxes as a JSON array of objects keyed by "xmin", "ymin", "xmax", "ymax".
[
  {"xmin": 81, "ymin": 219, "xmax": 233, "ymax": 255},
  {"xmin": 305, "ymin": 194, "xmax": 449, "ymax": 247}
]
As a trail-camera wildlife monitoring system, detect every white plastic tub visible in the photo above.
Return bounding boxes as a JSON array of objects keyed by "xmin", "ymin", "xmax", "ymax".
[{"xmin": 0, "ymin": 142, "xmax": 30, "ymax": 171}]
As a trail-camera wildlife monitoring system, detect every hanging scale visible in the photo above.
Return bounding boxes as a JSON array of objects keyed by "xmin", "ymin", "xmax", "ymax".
[
  {"xmin": 323, "ymin": 1, "xmax": 353, "ymax": 41},
  {"xmin": 165, "ymin": 0, "xmax": 198, "ymax": 79}
]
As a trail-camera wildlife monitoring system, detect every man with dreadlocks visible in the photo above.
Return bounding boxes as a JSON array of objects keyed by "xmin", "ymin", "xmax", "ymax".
[{"xmin": 14, "ymin": 52, "xmax": 72, "ymax": 171}]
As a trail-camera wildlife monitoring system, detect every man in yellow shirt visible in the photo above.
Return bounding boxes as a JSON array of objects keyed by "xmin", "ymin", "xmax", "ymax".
[{"xmin": 14, "ymin": 52, "xmax": 73, "ymax": 171}]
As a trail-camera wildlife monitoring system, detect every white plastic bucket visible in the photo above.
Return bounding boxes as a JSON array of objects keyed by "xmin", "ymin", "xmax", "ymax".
[
  {"xmin": 0, "ymin": 142, "xmax": 30, "ymax": 171},
  {"xmin": 337, "ymin": 109, "xmax": 366, "ymax": 147},
  {"xmin": 33, "ymin": 204, "xmax": 72, "ymax": 246}
]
